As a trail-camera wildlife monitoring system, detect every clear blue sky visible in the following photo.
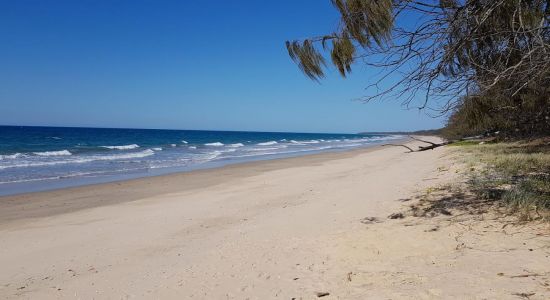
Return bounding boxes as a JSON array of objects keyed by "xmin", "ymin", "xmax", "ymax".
[{"xmin": 0, "ymin": 0, "xmax": 445, "ymax": 133}]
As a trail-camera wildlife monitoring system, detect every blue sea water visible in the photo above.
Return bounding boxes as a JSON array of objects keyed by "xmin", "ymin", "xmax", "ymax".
[{"xmin": 0, "ymin": 126, "xmax": 402, "ymax": 195}]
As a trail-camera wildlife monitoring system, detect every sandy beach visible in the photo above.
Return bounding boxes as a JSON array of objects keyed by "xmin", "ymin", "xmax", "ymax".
[{"xmin": 1, "ymin": 137, "xmax": 548, "ymax": 299}]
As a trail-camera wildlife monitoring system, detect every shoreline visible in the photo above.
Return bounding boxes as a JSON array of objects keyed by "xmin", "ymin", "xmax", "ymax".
[
  {"xmin": 0, "ymin": 143, "xmax": 390, "ymax": 226},
  {"xmin": 0, "ymin": 139, "xmax": 405, "ymax": 198}
]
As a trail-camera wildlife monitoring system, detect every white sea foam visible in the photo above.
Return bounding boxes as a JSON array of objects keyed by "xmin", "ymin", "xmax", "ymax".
[
  {"xmin": 50, "ymin": 137, "xmax": 62, "ymax": 140},
  {"xmin": 257, "ymin": 141, "xmax": 278, "ymax": 146},
  {"xmin": 352, "ymin": 135, "xmax": 401, "ymax": 143},
  {"xmin": 152, "ymin": 147, "xmax": 163, "ymax": 151},
  {"xmin": 0, "ymin": 167, "xmax": 149, "ymax": 184},
  {"xmin": 338, "ymin": 143, "xmax": 362, "ymax": 147},
  {"xmin": 249, "ymin": 147, "xmax": 280, "ymax": 151},
  {"xmin": 194, "ymin": 151, "xmax": 223, "ymax": 162},
  {"xmin": 205, "ymin": 142, "xmax": 224, "ymax": 146},
  {"xmin": 101, "ymin": 144, "xmax": 140, "ymax": 150},
  {"xmin": 224, "ymin": 145, "xmax": 335, "ymax": 160},
  {"xmin": 89, "ymin": 149, "xmax": 155, "ymax": 161},
  {"xmin": 0, "ymin": 153, "xmax": 22, "ymax": 160},
  {"xmin": 181, "ymin": 140, "xmax": 188, "ymax": 144},
  {"xmin": 149, "ymin": 159, "xmax": 192, "ymax": 169},
  {"xmin": 170, "ymin": 144, "xmax": 177, "ymax": 147},
  {"xmin": 0, "ymin": 149, "xmax": 155, "ymax": 170},
  {"xmin": 98, "ymin": 149, "xmax": 154, "ymax": 160},
  {"xmin": 290, "ymin": 139, "xmax": 319, "ymax": 144},
  {"xmin": 248, "ymin": 145, "xmax": 288, "ymax": 151},
  {"xmin": 34, "ymin": 150, "xmax": 72, "ymax": 156},
  {"xmin": 188, "ymin": 146, "xmax": 197, "ymax": 149},
  {"xmin": 369, "ymin": 136, "xmax": 397, "ymax": 141},
  {"xmin": 227, "ymin": 143, "xmax": 244, "ymax": 148},
  {"xmin": 0, "ymin": 176, "xmax": 66, "ymax": 184},
  {"xmin": 188, "ymin": 148, "xmax": 241, "ymax": 164}
]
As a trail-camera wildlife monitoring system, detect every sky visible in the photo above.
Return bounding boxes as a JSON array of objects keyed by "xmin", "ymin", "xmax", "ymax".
[{"xmin": 0, "ymin": 0, "xmax": 446, "ymax": 134}]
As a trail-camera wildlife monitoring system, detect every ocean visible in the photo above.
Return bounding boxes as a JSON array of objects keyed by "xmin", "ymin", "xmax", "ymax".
[{"xmin": 0, "ymin": 126, "xmax": 402, "ymax": 195}]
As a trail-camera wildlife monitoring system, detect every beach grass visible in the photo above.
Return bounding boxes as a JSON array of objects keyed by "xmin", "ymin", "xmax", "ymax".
[
  {"xmin": 448, "ymin": 140, "xmax": 481, "ymax": 147},
  {"xmin": 459, "ymin": 141, "xmax": 550, "ymax": 221}
]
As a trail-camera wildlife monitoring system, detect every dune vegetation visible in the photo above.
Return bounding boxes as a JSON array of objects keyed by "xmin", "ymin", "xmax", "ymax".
[{"xmin": 456, "ymin": 140, "xmax": 550, "ymax": 221}]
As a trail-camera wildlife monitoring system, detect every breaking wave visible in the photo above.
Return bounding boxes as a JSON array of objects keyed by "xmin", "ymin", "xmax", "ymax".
[
  {"xmin": 228, "ymin": 143, "xmax": 244, "ymax": 148},
  {"xmin": 257, "ymin": 141, "xmax": 278, "ymax": 146},
  {"xmin": 205, "ymin": 142, "xmax": 224, "ymax": 146},
  {"xmin": 101, "ymin": 144, "xmax": 140, "ymax": 150},
  {"xmin": 34, "ymin": 150, "xmax": 72, "ymax": 156}
]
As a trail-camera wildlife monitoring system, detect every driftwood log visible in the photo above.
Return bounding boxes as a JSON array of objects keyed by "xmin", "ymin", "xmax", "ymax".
[{"xmin": 383, "ymin": 136, "xmax": 451, "ymax": 153}]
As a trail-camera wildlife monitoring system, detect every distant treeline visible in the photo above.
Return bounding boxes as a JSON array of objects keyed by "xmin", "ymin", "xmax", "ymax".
[
  {"xmin": 360, "ymin": 129, "xmax": 443, "ymax": 136},
  {"xmin": 442, "ymin": 87, "xmax": 550, "ymax": 140}
]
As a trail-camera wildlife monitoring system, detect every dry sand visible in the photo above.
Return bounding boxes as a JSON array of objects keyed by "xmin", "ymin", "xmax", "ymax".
[{"xmin": 0, "ymin": 137, "xmax": 548, "ymax": 299}]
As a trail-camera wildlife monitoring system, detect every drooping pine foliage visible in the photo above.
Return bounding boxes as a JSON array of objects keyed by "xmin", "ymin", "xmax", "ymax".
[
  {"xmin": 287, "ymin": 0, "xmax": 550, "ymax": 138},
  {"xmin": 287, "ymin": 0, "xmax": 393, "ymax": 79}
]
